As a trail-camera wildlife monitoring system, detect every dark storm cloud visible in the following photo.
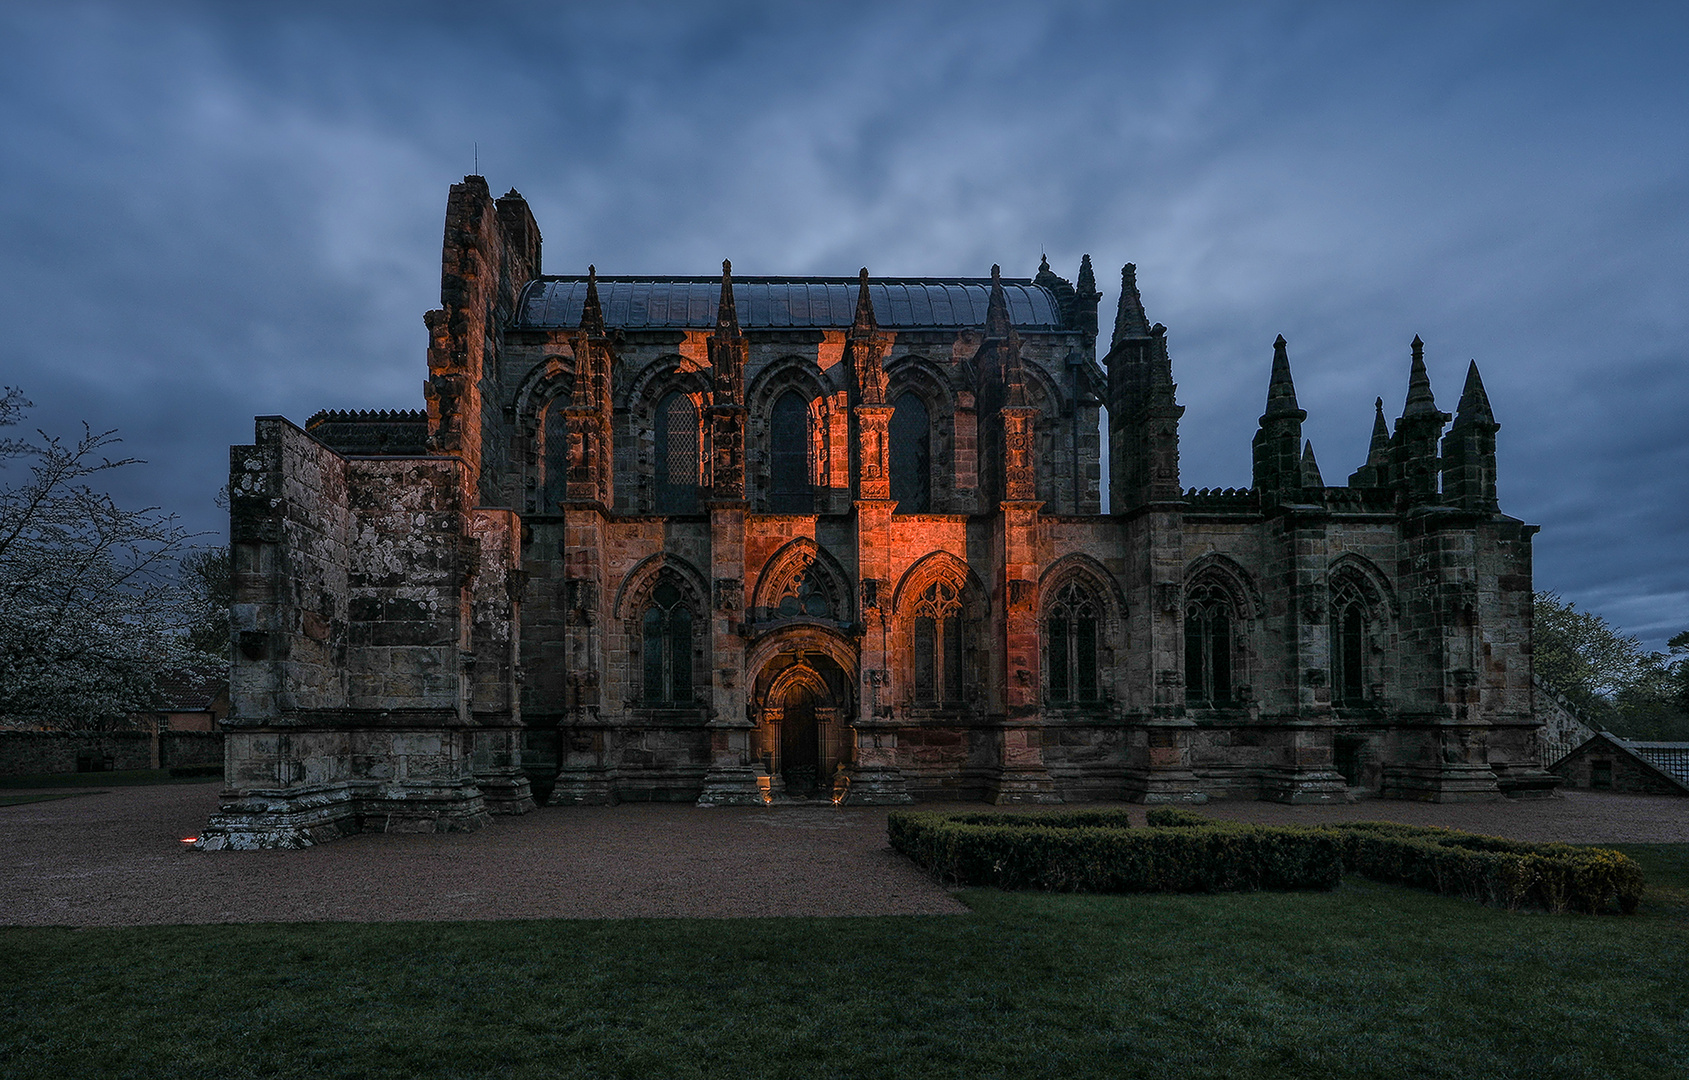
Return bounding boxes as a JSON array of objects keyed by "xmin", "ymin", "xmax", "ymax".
[{"xmin": 1, "ymin": 1, "xmax": 1684, "ymax": 646}]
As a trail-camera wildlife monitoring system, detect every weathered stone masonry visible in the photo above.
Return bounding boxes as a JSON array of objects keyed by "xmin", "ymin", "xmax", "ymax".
[{"xmin": 199, "ymin": 176, "xmax": 1556, "ymax": 847}]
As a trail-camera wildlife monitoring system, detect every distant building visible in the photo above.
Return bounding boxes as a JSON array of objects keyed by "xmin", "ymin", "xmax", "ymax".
[
  {"xmin": 199, "ymin": 177, "xmax": 1556, "ymax": 848},
  {"xmin": 1552, "ymin": 732, "xmax": 1689, "ymax": 796}
]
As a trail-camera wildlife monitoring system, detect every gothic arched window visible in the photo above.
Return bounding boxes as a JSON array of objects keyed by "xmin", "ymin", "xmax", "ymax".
[
  {"xmin": 542, "ymin": 401, "xmax": 569, "ymax": 511},
  {"xmin": 1046, "ymin": 582, "xmax": 1100, "ymax": 703},
  {"xmin": 641, "ymin": 580, "xmax": 694, "ymax": 704},
  {"xmin": 654, "ymin": 391, "xmax": 699, "ymax": 514},
  {"xmin": 913, "ymin": 580, "xmax": 964, "ymax": 705},
  {"xmin": 1332, "ymin": 598, "xmax": 1368, "ymax": 706},
  {"xmin": 769, "ymin": 390, "xmax": 811, "ymax": 512},
  {"xmin": 889, "ymin": 391, "xmax": 931, "ymax": 513},
  {"xmin": 1184, "ymin": 582, "xmax": 1234, "ymax": 706}
]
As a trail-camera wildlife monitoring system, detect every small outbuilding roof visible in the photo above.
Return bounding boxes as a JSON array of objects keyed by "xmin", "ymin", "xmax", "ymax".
[{"xmin": 514, "ymin": 277, "xmax": 1066, "ymax": 332}]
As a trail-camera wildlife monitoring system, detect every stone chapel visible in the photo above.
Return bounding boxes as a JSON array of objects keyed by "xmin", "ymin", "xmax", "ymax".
[{"xmin": 200, "ymin": 176, "xmax": 1556, "ymax": 848}]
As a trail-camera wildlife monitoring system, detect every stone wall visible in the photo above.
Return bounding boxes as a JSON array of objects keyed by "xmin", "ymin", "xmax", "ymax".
[{"xmin": 0, "ymin": 731, "xmax": 222, "ymax": 776}]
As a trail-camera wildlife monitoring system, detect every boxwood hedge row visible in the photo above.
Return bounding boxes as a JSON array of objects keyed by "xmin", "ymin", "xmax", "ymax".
[
  {"xmin": 887, "ymin": 810, "xmax": 1342, "ymax": 894},
  {"xmin": 890, "ymin": 808, "xmax": 1644, "ymax": 914}
]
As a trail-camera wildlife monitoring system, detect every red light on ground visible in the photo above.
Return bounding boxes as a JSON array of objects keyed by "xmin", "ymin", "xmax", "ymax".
[{"xmin": 180, "ymin": 837, "xmax": 198, "ymax": 844}]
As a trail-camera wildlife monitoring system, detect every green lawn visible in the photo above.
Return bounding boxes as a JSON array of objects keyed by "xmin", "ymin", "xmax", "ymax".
[{"xmin": 2, "ymin": 846, "xmax": 1686, "ymax": 1080}]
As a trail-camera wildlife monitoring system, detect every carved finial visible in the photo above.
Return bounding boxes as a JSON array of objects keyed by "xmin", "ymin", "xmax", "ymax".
[{"xmin": 1039, "ymin": 253, "xmax": 1051, "ymax": 273}]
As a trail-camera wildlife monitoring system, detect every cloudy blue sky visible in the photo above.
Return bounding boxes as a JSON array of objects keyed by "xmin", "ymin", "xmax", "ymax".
[{"xmin": 1, "ymin": 1, "xmax": 1684, "ymax": 648}]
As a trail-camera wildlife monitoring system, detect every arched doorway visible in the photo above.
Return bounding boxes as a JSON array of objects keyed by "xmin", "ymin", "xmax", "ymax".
[
  {"xmin": 780, "ymin": 684, "xmax": 820, "ymax": 794},
  {"xmin": 750, "ymin": 641, "xmax": 854, "ymax": 801}
]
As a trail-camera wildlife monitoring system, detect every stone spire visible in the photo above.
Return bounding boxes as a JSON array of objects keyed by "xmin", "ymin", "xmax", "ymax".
[
  {"xmin": 1442, "ymin": 360, "xmax": 1500, "ymax": 510},
  {"xmin": 1393, "ymin": 335, "xmax": 1450, "ymax": 504},
  {"xmin": 846, "ymin": 267, "xmax": 889, "ymax": 406},
  {"xmin": 708, "ymin": 259, "xmax": 746, "ymax": 408},
  {"xmin": 1402, "ymin": 335, "xmax": 1440, "ymax": 420},
  {"xmin": 1074, "ymin": 254, "xmax": 1101, "ymax": 345},
  {"xmin": 1264, "ymin": 334, "xmax": 1302, "ymax": 419},
  {"xmin": 579, "ymin": 264, "xmax": 605, "ymax": 339},
  {"xmin": 1454, "ymin": 359, "xmax": 1496, "ymax": 428},
  {"xmin": 1349, "ymin": 397, "xmax": 1394, "ymax": 488},
  {"xmin": 853, "ymin": 265, "xmax": 877, "ymax": 330},
  {"xmin": 1111, "ymin": 263, "xmax": 1151, "ymax": 347},
  {"xmin": 987, "ymin": 265, "xmax": 1028, "ymax": 407},
  {"xmin": 715, "ymin": 258, "xmax": 739, "ymax": 334},
  {"xmin": 1252, "ymin": 334, "xmax": 1307, "ymax": 497},
  {"xmin": 1300, "ymin": 440, "xmax": 1325, "ymax": 489}
]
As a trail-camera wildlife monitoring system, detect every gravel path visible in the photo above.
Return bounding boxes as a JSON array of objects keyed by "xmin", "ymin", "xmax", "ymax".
[{"xmin": 2, "ymin": 783, "xmax": 1685, "ymax": 927}]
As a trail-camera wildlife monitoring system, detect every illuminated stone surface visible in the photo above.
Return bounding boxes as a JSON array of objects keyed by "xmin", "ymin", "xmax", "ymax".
[{"xmin": 199, "ymin": 179, "xmax": 1554, "ymax": 848}]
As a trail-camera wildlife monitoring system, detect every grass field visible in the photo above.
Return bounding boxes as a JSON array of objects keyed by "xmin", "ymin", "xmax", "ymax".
[{"xmin": 2, "ymin": 845, "xmax": 1685, "ymax": 1080}]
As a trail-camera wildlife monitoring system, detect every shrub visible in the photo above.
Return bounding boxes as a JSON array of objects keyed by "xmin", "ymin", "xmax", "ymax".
[
  {"xmin": 889, "ymin": 809, "xmax": 1645, "ymax": 914},
  {"xmin": 886, "ymin": 811, "xmax": 1341, "ymax": 894},
  {"xmin": 1141, "ymin": 811, "xmax": 1643, "ymax": 914},
  {"xmin": 1144, "ymin": 806, "xmax": 1213, "ymax": 829}
]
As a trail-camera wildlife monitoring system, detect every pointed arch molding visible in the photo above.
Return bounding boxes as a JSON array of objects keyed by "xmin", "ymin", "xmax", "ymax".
[
  {"xmin": 750, "ymin": 537, "xmax": 855, "ymax": 625},
  {"xmin": 621, "ymin": 354, "xmax": 713, "ymax": 415},
  {"xmin": 747, "ymin": 355, "xmax": 835, "ymax": 417},
  {"xmin": 745, "ymin": 624, "xmax": 860, "ymax": 714},
  {"xmin": 1182, "ymin": 553, "xmax": 1263, "ymax": 621},
  {"xmin": 892, "ymin": 550, "xmax": 989, "ymax": 616},
  {"xmin": 612, "ymin": 552, "xmax": 710, "ymax": 621},
  {"xmin": 884, "ymin": 354, "xmax": 958, "ymax": 411},
  {"xmin": 1327, "ymin": 553, "xmax": 1399, "ymax": 616},
  {"xmin": 1038, "ymin": 553, "xmax": 1127, "ymax": 624},
  {"xmin": 510, "ymin": 352, "xmax": 578, "ymax": 429}
]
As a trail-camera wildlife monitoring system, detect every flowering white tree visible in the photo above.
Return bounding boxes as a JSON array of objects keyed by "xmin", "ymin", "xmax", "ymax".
[{"xmin": 0, "ymin": 388, "xmax": 216, "ymax": 729}]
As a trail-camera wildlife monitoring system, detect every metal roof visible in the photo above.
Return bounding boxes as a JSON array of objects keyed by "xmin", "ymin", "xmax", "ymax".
[{"xmin": 514, "ymin": 277, "xmax": 1065, "ymax": 331}]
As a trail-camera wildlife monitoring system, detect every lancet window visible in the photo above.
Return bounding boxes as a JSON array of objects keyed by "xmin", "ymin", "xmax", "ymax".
[
  {"xmin": 1329, "ymin": 576, "xmax": 1378, "ymax": 707},
  {"xmin": 889, "ymin": 391, "xmax": 931, "ymax": 513},
  {"xmin": 541, "ymin": 401, "xmax": 569, "ymax": 511},
  {"xmin": 769, "ymin": 390, "xmax": 811, "ymax": 512},
  {"xmin": 654, "ymin": 391, "xmax": 699, "ymax": 514},
  {"xmin": 1046, "ymin": 581, "xmax": 1100, "ymax": 703},
  {"xmin": 913, "ymin": 580, "xmax": 964, "ymax": 705},
  {"xmin": 641, "ymin": 580, "xmax": 694, "ymax": 705},
  {"xmin": 1184, "ymin": 582, "xmax": 1235, "ymax": 706}
]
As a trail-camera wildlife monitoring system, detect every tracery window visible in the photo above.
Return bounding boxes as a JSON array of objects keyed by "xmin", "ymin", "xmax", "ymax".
[
  {"xmin": 769, "ymin": 390, "xmax": 811, "ymax": 512},
  {"xmin": 654, "ymin": 391, "xmax": 699, "ymax": 514},
  {"xmin": 1184, "ymin": 582, "xmax": 1235, "ymax": 706},
  {"xmin": 1331, "ymin": 598, "xmax": 1368, "ymax": 706},
  {"xmin": 912, "ymin": 580, "xmax": 964, "ymax": 705},
  {"xmin": 889, "ymin": 391, "xmax": 931, "ymax": 513},
  {"xmin": 1046, "ymin": 582, "xmax": 1100, "ymax": 703},
  {"xmin": 774, "ymin": 562, "xmax": 835, "ymax": 620},
  {"xmin": 641, "ymin": 580, "xmax": 694, "ymax": 704}
]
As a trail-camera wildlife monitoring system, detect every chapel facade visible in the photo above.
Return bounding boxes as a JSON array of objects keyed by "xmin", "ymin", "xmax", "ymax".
[{"xmin": 202, "ymin": 177, "xmax": 1555, "ymax": 848}]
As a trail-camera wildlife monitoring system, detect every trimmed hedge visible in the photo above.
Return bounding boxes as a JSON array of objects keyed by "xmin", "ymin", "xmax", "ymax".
[
  {"xmin": 887, "ymin": 811, "xmax": 1342, "ymax": 894},
  {"xmin": 1138, "ymin": 809, "xmax": 1641, "ymax": 914},
  {"xmin": 891, "ymin": 809, "xmax": 1644, "ymax": 914}
]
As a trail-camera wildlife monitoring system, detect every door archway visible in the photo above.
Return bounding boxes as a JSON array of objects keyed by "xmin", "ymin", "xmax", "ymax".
[{"xmin": 751, "ymin": 642, "xmax": 854, "ymax": 800}]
